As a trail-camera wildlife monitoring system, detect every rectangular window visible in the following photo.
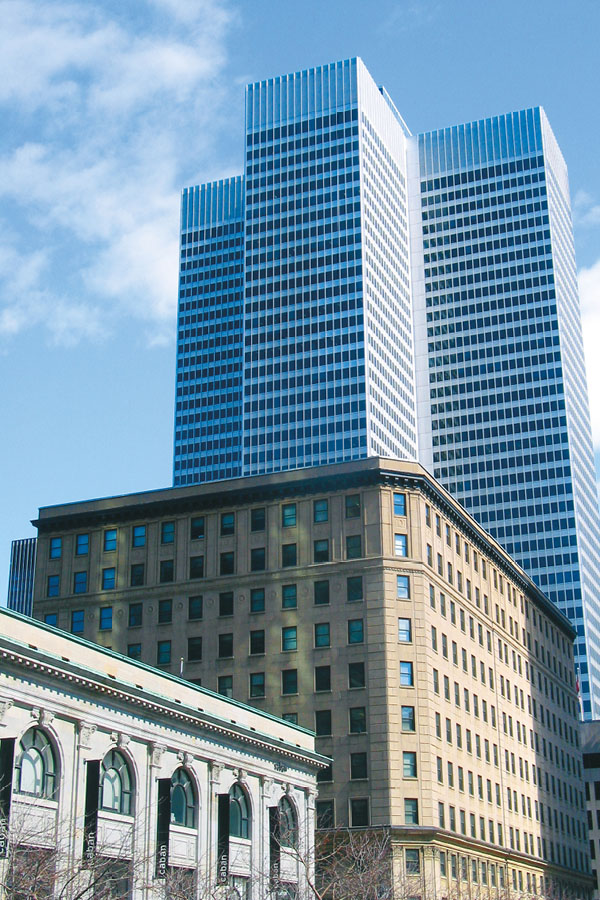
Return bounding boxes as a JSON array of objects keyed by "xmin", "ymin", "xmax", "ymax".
[
  {"xmin": 250, "ymin": 547, "xmax": 266, "ymax": 571},
  {"xmin": 218, "ymin": 675, "xmax": 233, "ymax": 698},
  {"xmin": 405, "ymin": 848, "xmax": 420, "ymax": 874},
  {"xmin": 313, "ymin": 499, "xmax": 328, "ymax": 523},
  {"xmin": 314, "ymin": 580, "xmax": 330, "ymax": 605},
  {"xmin": 128, "ymin": 603, "xmax": 142, "ymax": 628},
  {"xmin": 159, "ymin": 559, "xmax": 174, "ymax": 583},
  {"xmin": 282, "ymin": 503, "xmax": 297, "ymax": 527},
  {"xmin": 127, "ymin": 643, "xmax": 141, "ymax": 660},
  {"xmin": 220, "ymin": 551, "xmax": 234, "ymax": 575},
  {"xmin": 71, "ymin": 609, "xmax": 84, "ymax": 634},
  {"xmin": 250, "ymin": 588, "xmax": 265, "ymax": 612},
  {"xmin": 314, "ymin": 539, "xmax": 329, "ymax": 563},
  {"xmin": 315, "ymin": 709, "xmax": 332, "ymax": 735},
  {"xmin": 397, "ymin": 575, "xmax": 410, "ymax": 599},
  {"xmin": 219, "ymin": 591, "xmax": 234, "ymax": 616},
  {"xmin": 158, "ymin": 598, "xmax": 172, "ymax": 624},
  {"xmin": 315, "ymin": 665, "xmax": 331, "ymax": 692},
  {"xmin": 398, "ymin": 618, "xmax": 412, "ymax": 642},
  {"xmin": 394, "ymin": 534, "xmax": 408, "ymax": 556},
  {"xmin": 401, "ymin": 706, "xmax": 415, "ymax": 731},
  {"xmin": 132, "ymin": 525, "xmax": 146, "ymax": 548},
  {"xmin": 73, "ymin": 571, "xmax": 88, "ymax": 594},
  {"xmin": 130, "ymin": 564, "xmax": 144, "ymax": 587},
  {"xmin": 404, "ymin": 799, "xmax": 419, "ymax": 825},
  {"xmin": 44, "ymin": 613, "xmax": 58, "ymax": 627},
  {"xmin": 188, "ymin": 636, "xmax": 202, "ymax": 661},
  {"xmin": 282, "ymin": 626, "xmax": 297, "ymax": 651},
  {"xmin": 282, "ymin": 584, "xmax": 297, "ymax": 608},
  {"xmin": 282, "ymin": 669, "xmax": 298, "ymax": 695},
  {"xmin": 400, "ymin": 661, "xmax": 414, "ymax": 686},
  {"xmin": 188, "ymin": 595, "xmax": 203, "ymax": 620},
  {"xmin": 47, "ymin": 574, "xmax": 60, "ymax": 597},
  {"xmin": 393, "ymin": 493, "xmax": 406, "ymax": 516},
  {"xmin": 282, "ymin": 543, "xmax": 297, "ymax": 567},
  {"xmin": 349, "ymin": 707, "xmax": 367, "ymax": 733},
  {"xmin": 102, "ymin": 568, "xmax": 115, "ymax": 590},
  {"xmin": 351, "ymin": 752, "xmax": 368, "ymax": 780},
  {"xmin": 161, "ymin": 521, "xmax": 174, "ymax": 544},
  {"xmin": 249, "ymin": 630, "xmax": 265, "ymax": 655},
  {"xmin": 190, "ymin": 517, "xmax": 204, "ymax": 540},
  {"xmin": 220, "ymin": 512, "xmax": 235, "ymax": 536},
  {"xmin": 251, "ymin": 507, "xmax": 265, "ymax": 531},
  {"xmin": 157, "ymin": 640, "xmax": 171, "ymax": 665},
  {"xmin": 346, "ymin": 534, "xmax": 362, "ymax": 559},
  {"xmin": 76, "ymin": 533, "xmax": 89, "ymax": 555},
  {"xmin": 317, "ymin": 763, "xmax": 333, "ymax": 784},
  {"xmin": 403, "ymin": 751, "xmax": 417, "ymax": 778},
  {"xmin": 347, "ymin": 575, "xmax": 363, "ymax": 602},
  {"xmin": 218, "ymin": 633, "xmax": 233, "ymax": 658},
  {"xmin": 314, "ymin": 623, "xmax": 331, "ymax": 648},
  {"xmin": 49, "ymin": 537, "xmax": 62, "ymax": 558},
  {"xmin": 103, "ymin": 529, "xmax": 117, "ymax": 552},
  {"xmin": 189, "ymin": 556, "xmax": 204, "ymax": 579},
  {"xmin": 348, "ymin": 619, "xmax": 364, "ymax": 644},
  {"xmin": 349, "ymin": 661, "xmax": 366, "ymax": 689},
  {"xmin": 345, "ymin": 494, "xmax": 361, "ymax": 518},
  {"xmin": 99, "ymin": 607, "xmax": 113, "ymax": 630},
  {"xmin": 249, "ymin": 672, "xmax": 265, "ymax": 697},
  {"xmin": 316, "ymin": 801, "xmax": 334, "ymax": 828}
]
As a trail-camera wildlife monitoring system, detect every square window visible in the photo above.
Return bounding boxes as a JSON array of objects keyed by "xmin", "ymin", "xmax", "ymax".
[
  {"xmin": 251, "ymin": 547, "xmax": 266, "ymax": 571},
  {"xmin": 99, "ymin": 607, "xmax": 113, "ymax": 631},
  {"xmin": 102, "ymin": 567, "xmax": 116, "ymax": 590},
  {"xmin": 157, "ymin": 640, "xmax": 171, "ymax": 665},
  {"xmin": 351, "ymin": 752, "xmax": 368, "ymax": 780},
  {"xmin": 282, "ymin": 543, "xmax": 297, "ymax": 567},
  {"xmin": 313, "ymin": 499, "xmax": 329, "ymax": 523},
  {"xmin": 316, "ymin": 801, "xmax": 334, "ymax": 828},
  {"xmin": 250, "ymin": 672, "xmax": 265, "ymax": 697},
  {"xmin": 127, "ymin": 643, "xmax": 141, "ymax": 659},
  {"xmin": 393, "ymin": 493, "xmax": 406, "ymax": 516},
  {"xmin": 345, "ymin": 494, "xmax": 361, "ymax": 518},
  {"xmin": 347, "ymin": 576, "xmax": 363, "ymax": 602},
  {"xmin": 314, "ymin": 622, "xmax": 330, "ymax": 648},
  {"xmin": 346, "ymin": 534, "xmax": 362, "ymax": 559},
  {"xmin": 282, "ymin": 503, "xmax": 297, "ymax": 527},
  {"xmin": 349, "ymin": 707, "xmax": 367, "ymax": 733},
  {"xmin": 315, "ymin": 665, "xmax": 331, "ymax": 692},
  {"xmin": 71, "ymin": 609, "xmax": 84, "ymax": 634},
  {"xmin": 49, "ymin": 537, "xmax": 62, "ymax": 559},
  {"xmin": 219, "ymin": 591, "xmax": 234, "ymax": 616},
  {"xmin": 73, "ymin": 571, "xmax": 88, "ymax": 594},
  {"xmin": 161, "ymin": 521, "xmax": 175, "ymax": 544},
  {"xmin": 188, "ymin": 595, "xmax": 203, "ymax": 620},
  {"xmin": 348, "ymin": 619, "xmax": 364, "ymax": 644},
  {"xmin": 403, "ymin": 751, "xmax": 417, "ymax": 778},
  {"xmin": 314, "ymin": 580, "xmax": 330, "ymax": 605},
  {"xmin": 218, "ymin": 675, "xmax": 233, "ymax": 697},
  {"xmin": 315, "ymin": 709, "xmax": 332, "ymax": 735},
  {"xmin": 281, "ymin": 669, "xmax": 298, "ymax": 695},
  {"xmin": 282, "ymin": 712, "xmax": 297, "ymax": 724},
  {"xmin": 190, "ymin": 517, "xmax": 205, "ymax": 540},
  {"xmin": 314, "ymin": 539, "xmax": 329, "ymax": 563},
  {"xmin": 44, "ymin": 613, "xmax": 57, "ymax": 627},
  {"xmin": 132, "ymin": 525, "xmax": 146, "ymax": 548},
  {"xmin": 130, "ymin": 563, "xmax": 144, "ymax": 587},
  {"xmin": 404, "ymin": 798, "xmax": 419, "ymax": 825},
  {"xmin": 397, "ymin": 575, "xmax": 410, "ymax": 599},
  {"xmin": 400, "ymin": 661, "xmax": 414, "ymax": 686},
  {"xmin": 189, "ymin": 556, "xmax": 204, "ymax": 579},
  {"xmin": 250, "ymin": 630, "xmax": 265, "ymax": 654},
  {"xmin": 401, "ymin": 706, "xmax": 415, "ymax": 731},
  {"xmin": 128, "ymin": 603, "xmax": 143, "ymax": 628},
  {"xmin": 158, "ymin": 598, "xmax": 172, "ymax": 624},
  {"xmin": 348, "ymin": 661, "xmax": 365, "ymax": 689},
  {"xmin": 220, "ymin": 512, "xmax": 235, "ymax": 536},
  {"xmin": 282, "ymin": 626, "xmax": 297, "ymax": 651},
  {"xmin": 159, "ymin": 559, "xmax": 174, "ymax": 583},
  {"xmin": 282, "ymin": 584, "xmax": 297, "ymax": 609},
  {"xmin": 398, "ymin": 618, "xmax": 412, "ymax": 642},
  {"xmin": 218, "ymin": 633, "xmax": 233, "ymax": 658},
  {"xmin": 76, "ymin": 533, "xmax": 89, "ymax": 555},
  {"xmin": 250, "ymin": 588, "xmax": 265, "ymax": 612},
  {"xmin": 394, "ymin": 534, "xmax": 408, "ymax": 556},
  {"xmin": 103, "ymin": 529, "xmax": 117, "ymax": 552},
  {"xmin": 350, "ymin": 798, "xmax": 369, "ymax": 827},
  {"xmin": 251, "ymin": 507, "xmax": 266, "ymax": 531},
  {"xmin": 187, "ymin": 636, "xmax": 202, "ymax": 661},
  {"xmin": 220, "ymin": 551, "xmax": 235, "ymax": 575}
]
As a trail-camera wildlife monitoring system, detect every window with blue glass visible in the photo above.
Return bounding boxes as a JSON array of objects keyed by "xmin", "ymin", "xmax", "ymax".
[
  {"xmin": 103, "ymin": 529, "xmax": 117, "ymax": 552},
  {"xmin": 132, "ymin": 526, "xmax": 146, "ymax": 548},
  {"xmin": 49, "ymin": 537, "xmax": 62, "ymax": 559},
  {"xmin": 71, "ymin": 610, "xmax": 84, "ymax": 634},
  {"xmin": 393, "ymin": 494, "xmax": 406, "ymax": 516},
  {"xmin": 44, "ymin": 613, "xmax": 57, "ymax": 627},
  {"xmin": 102, "ymin": 568, "xmax": 116, "ymax": 590},
  {"xmin": 47, "ymin": 575, "xmax": 59, "ymax": 598},
  {"xmin": 76, "ymin": 534, "xmax": 89, "ymax": 556},
  {"xmin": 99, "ymin": 607, "xmax": 112, "ymax": 631},
  {"xmin": 73, "ymin": 571, "xmax": 87, "ymax": 594}
]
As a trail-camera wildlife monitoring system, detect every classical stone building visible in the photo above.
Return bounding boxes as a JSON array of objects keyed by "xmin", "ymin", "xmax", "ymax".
[
  {"xmin": 582, "ymin": 721, "xmax": 600, "ymax": 900},
  {"xmin": 31, "ymin": 457, "xmax": 593, "ymax": 897},
  {"xmin": 0, "ymin": 608, "xmax": 324, "ymax": 899}
]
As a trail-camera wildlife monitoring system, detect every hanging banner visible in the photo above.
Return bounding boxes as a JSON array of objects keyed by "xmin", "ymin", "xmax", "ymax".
[
  {"xmin": 82, "ymin": 759, "xmax": 100, "ymax": 867},
  {"xmin": 217, "ymin": 794, "xmax": 230, "ymax": 884},
  {"xmin": 269, "ymin": 806, "xmax": 281, "ymax": 891},
  {"xmin": 156, "ymin": 778, "xmax": 171, "ymax": 879},
  {"xmin": 0, "ymin": 738, "xmax": 15, "ymax": 859}
]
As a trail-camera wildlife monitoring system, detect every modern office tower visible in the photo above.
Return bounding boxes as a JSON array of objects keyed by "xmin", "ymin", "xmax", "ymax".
[
  {"xmin": 411, "ymin": 108, "xmax": 600, "ymax": 718},
  {"xmin": 6, "ymin": 536, "xmax": 36, "ymax": 614},
  {"xmin": 30, "ymin": 458, "xmax": 592, "ymax": 896},
  {"xmin": 174, "ymin": 58, "xmax": 417, "ymax": 486}
]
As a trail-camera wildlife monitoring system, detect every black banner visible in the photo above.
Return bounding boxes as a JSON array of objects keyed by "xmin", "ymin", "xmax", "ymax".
[
  {"xmin": 216, "ymin": 794, "xmax": 230, "ymax": 884},
  {"xmin": 82, "ymin": 759, "xmax": 100, "ymax": 866},
  {"xmin": 156, "ymin": 778, "xmax": 171, "ymax": 879},
  {"xmin": 269, "ymin": 806, "xmax": 281, "ymax": 891},
  {"xmin": 0, "ymin": 738, "xmax": 15, "ymax": 859}
]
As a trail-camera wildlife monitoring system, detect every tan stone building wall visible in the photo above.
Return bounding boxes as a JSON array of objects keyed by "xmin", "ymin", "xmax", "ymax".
[{"xmin": 31, "ymin": 457, "xmax": 593, "ymax": 897}]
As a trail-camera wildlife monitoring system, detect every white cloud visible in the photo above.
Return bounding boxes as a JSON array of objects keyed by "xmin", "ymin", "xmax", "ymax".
[
  {"xmin": 574, "ymin": 190, "xmax": 600, "ymax": 227},
  {"xmin": 0, "ymin": 0, "xmax": 236, "ymax": 345},
  {"xmin": 579, "ymin": 258, "xmax": 600, "ymax": 452}
]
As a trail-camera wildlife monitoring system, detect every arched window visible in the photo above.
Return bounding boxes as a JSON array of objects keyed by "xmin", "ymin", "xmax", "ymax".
[
  {"xmin": 170, "ymin": 768, "xmax": 196, "ymax": 828},
  {"xmin": 100, "ymin": 750, "xmax": 133, "ymax": 816},
  {"xmin": 14, "ymin": 728, "xmax": 57, "ymax": 799},
  {"xmin": 229, "ymin": 784, "xmax": 250, "ymax": 839},
  {"xmin": 279, "ymin": 796, "xmax": 298, "ymax": 848}
]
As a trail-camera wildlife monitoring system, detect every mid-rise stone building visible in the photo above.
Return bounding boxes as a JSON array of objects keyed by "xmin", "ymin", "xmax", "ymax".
[
  {"xmin": 31, "ymin": 458, "xmax": 591, "ymax": 897},
  {"xmin": 582, "ymin": 721, "xmax": 600, "ymax": 899}
]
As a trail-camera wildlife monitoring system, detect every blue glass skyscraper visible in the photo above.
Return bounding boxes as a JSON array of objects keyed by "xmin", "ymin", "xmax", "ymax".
[{"xmin": 412, "ymin": 108, "xmax": 600, "ymax": 716}]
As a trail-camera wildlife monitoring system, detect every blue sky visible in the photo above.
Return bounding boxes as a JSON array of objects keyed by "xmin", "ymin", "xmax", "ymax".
[{"xmin": 2, "ymin": 0, "xmax": 600, "ymax": 600}]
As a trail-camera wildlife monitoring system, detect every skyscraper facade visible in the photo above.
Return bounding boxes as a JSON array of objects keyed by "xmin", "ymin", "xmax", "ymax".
[
  {"xmin": 7, "ymin": 536, "xmax": 37, "ymax": 615},
  {"xmin": 412, "ymin": 108, "xmax": 600, "ymax": 717}
]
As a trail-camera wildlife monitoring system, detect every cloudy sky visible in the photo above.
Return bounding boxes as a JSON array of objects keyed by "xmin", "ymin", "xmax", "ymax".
[{"xmin": 2, "ymin": 0, "xmax": 600, "ymax": 598}]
